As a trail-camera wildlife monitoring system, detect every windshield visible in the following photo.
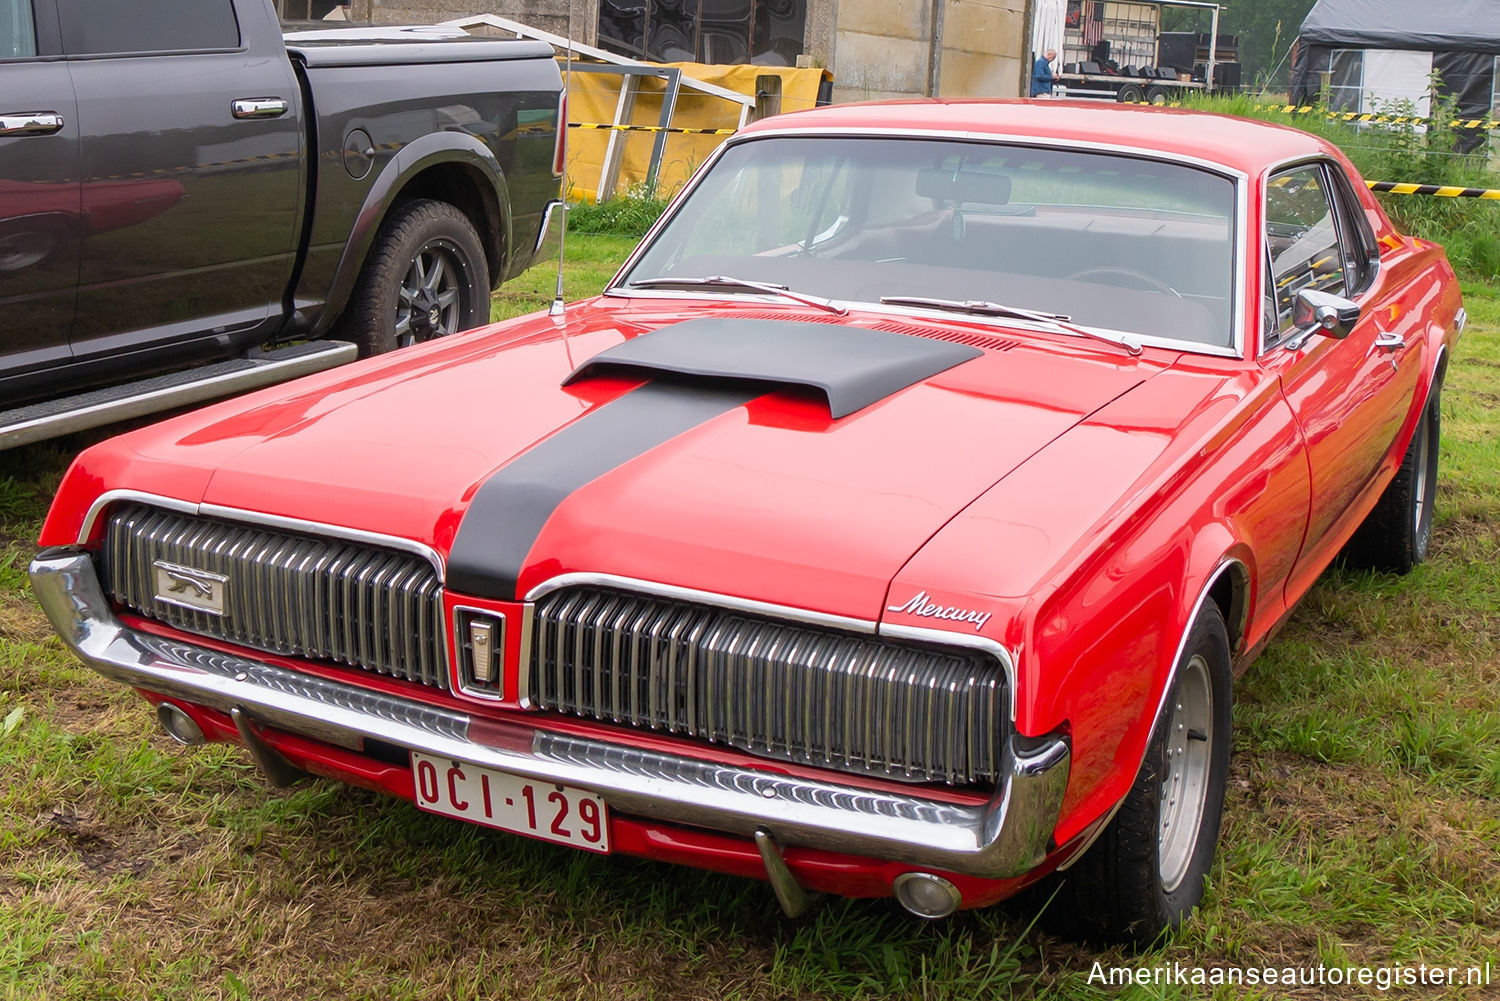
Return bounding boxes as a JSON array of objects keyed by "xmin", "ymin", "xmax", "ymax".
[{"xmin": 617, "ymin": 136, "xmax": 1239, "ymax": 349}]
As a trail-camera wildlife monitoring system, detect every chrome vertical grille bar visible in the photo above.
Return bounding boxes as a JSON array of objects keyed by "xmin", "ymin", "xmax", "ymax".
[
  {"xmin": 529, "ymin": 586, "xmax": 1007, "ymax": 786},
  {"xmin": 99, "ymin": 503, "xmax": 447, "ymax": 691}
]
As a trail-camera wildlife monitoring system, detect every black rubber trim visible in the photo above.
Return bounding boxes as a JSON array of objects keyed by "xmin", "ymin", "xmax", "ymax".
[
  {"xmin": 564, "ymin": 318, "xmax": 982, "ymax": 420},
  {"xmin": 447, "ymin": 380, "xmax": 761, "ymax": 600}
]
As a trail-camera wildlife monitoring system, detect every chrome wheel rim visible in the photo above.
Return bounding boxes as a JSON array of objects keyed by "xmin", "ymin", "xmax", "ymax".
[
  {"xmin": 1412, "ymin": 412, "xmax": 1432, "ymax": 537},
  {"xmin": 1158, "ymin": 653, "xmax": 1213, "ymax": 893},
  {"xmin": 395, "ymin": 240, "xmax": 463, "ymax": 347}
]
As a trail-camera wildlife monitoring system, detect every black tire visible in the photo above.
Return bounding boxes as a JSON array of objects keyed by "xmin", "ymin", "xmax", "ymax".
[
  {"xmin": 1038, "ymin": 603, "xmax": 1232, "ymax": 946},
  {"xmin": 1117, "ymin": 83, "xmax": 1146, "ymax": 104},
  {"xmin": 337, "ymin": 198, "xmax": 489, "ymax": 357},
  {"xmin": 1340, "ymin": 384, "xmax": 1441, "ymax": 574},
  {"xmin": 1145, "ymin": 85, "xmax": 1172, "ymax": 105}
]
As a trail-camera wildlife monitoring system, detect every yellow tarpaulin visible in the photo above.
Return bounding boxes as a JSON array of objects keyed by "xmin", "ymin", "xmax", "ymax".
[{"xmin": 562, "ymin": 62, "xmax": 830, "ymax": 202}]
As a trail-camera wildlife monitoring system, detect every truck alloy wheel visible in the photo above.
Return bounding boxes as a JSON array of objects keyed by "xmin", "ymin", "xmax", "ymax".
[{"xmin": 339, "ymin": 198, "xmax": 489, "ymax": 357}]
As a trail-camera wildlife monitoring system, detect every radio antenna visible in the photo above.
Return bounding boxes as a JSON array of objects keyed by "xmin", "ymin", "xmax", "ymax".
[{"xmin": 548, "ymin": 5, "xmax": 573, "ymax": 317}]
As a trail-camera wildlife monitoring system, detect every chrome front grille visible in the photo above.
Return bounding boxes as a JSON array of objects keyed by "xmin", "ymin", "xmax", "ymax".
[
  {"xmin": 528, "ymin": 587, "xmax": 1006, "ymax": 785},
  {"xmin": 100, "ymin": 504, "xmax": 447, "ymax": 690}
]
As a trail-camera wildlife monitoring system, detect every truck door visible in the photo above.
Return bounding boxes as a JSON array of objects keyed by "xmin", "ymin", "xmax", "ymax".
[
  {"xmin": 56, "ymin": 0, "xmax": 303, "ymax": 363},
  {"xmin": 0, "ymin": 0, "xmax": 80, "ymax": 376}
]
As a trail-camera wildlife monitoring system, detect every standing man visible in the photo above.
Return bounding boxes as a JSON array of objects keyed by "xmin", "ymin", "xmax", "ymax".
[{"xmin": 1032, "ymin": 48, "xmax": 1058, "ymax": 97}]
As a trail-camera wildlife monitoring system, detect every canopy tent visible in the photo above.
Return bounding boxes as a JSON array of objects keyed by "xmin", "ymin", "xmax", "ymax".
[{"xmin": 1290, "ymin": 0, "xmax": 1497, "ymax": 151}]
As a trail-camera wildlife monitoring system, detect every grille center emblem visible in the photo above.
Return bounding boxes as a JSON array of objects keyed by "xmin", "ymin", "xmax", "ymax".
[{"xmin": 152, "ymin": 561, "xmax": 228, "ymax": 616}]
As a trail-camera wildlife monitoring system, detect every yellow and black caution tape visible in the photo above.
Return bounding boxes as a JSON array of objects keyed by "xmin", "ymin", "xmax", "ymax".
[
  {"xmin": 1258, "ymin": 104, "xmax": 1498, "ymax": 130},
  {"xmin": 1367, "ymin": 180, "xmax": 1500, "ymax": 199},
  {"xmin": 569, "ymin": 122, "xmax": 737, "ymax": 135}
]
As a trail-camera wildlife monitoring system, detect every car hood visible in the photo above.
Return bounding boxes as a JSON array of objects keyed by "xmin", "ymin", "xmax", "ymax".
[{"xmin": 141, "ymin": 302, "xmax": 1175, "ymax": 620}]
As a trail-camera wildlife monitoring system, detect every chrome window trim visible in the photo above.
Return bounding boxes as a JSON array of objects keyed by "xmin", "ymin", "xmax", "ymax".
[
  {"xmin": 78, "ymin": 490, "xmax": 445, "ymax": 578},
  {"xmin": 604, "ymin": 126, "xmax": 1250, "ymax": 360}
]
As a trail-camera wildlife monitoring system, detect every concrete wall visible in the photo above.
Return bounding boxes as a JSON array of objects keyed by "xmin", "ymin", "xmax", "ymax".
[
  {"xmin": 805, "ymin": 0, "xmax": 1029, "ymax": 103},
  {"xmin": 370, "ymin": 0, "xmax": 597, "ymax": 41}
]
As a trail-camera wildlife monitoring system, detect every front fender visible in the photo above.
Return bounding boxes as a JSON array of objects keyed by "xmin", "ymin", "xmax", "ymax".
[{"xmin": 296, "ymin": 132, "xmax": 511, "ymax": 338}]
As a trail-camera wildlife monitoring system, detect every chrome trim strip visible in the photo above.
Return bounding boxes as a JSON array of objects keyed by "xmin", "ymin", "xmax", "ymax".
[
  {"xmin": 30, "ymin": 552, "xmax": 1070, "ymax": 880},
  {"xmin": 605, "ymin": 127, "xmax": 1250, "ymax": 360},
  {"xmin": 525, "ymin": 572, "xmax": 878, "ymax": 636},
  {"xmin": 1, "ymin": 342, "xmax": 356, "ymax": 451},
  {"xmin": 78, "ymin": 490, "xmax": 445, "ymax": 579},
  {"xmin": 877, "ymin": 622, "xmax": 1018, "ymax": 723}
]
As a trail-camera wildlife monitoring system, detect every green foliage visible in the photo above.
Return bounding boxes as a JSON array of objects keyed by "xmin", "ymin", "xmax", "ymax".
[
  {"xmin": 564, "ymin": 184, "xmax": 669, "ymax": 237},
  {"xmin": 1186, "ymin": 92, "xmax": 1500, "ymax": 281}
]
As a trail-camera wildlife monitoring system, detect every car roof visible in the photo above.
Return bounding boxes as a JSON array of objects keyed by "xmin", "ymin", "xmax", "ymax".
[{"xmin": 738, "ymin": 99, "xmax": 1331, "ymax": 177}]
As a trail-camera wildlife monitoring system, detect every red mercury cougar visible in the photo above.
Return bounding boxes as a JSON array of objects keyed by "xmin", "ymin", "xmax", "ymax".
[{"xmin": 31, "ymin": 100, "xmax": 1464, "ymax": 944}]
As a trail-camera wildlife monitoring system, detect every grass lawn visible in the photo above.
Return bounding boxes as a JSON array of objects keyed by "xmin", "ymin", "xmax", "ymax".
[{"xmin": 0, "ymin": 244, "xmax": 1495, "ymax": 1000}]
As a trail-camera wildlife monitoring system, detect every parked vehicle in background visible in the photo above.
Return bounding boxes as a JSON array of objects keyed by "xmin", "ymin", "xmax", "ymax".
[
  {"xmin": 29, "ymin": 101, "xmax": 1463, "ymax": 945},
  {"xmin": 0, "ymin": 0, "xmax": 564, "ymax": 448},
  {"xmin": 1043, "ymin": 0, "xmax": 1241, "ymax": 103}
]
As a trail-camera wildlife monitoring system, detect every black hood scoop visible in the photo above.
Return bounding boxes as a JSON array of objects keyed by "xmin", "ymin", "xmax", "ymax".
[{"xmin": 564, "ymin": 318, "xmax": 982, "ymax": 419}]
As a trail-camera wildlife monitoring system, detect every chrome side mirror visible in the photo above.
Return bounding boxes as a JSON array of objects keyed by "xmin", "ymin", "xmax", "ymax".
[{"xmin": 1284, "ymin": 289, "xmax": 1361, "ymax": 351}]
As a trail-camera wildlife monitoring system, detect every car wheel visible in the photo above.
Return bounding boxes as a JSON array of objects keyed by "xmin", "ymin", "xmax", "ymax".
[
  {"xmin": 1340, "ymin": 383, "xmax": 1441, "ymax": 574},
  {"xmin": 337, "ymin": 198, "xmax": 489, "ymax": 357},
  {"xmin": 1039, "ymin": 603, "xmax": 1232, "ymax": 946}
]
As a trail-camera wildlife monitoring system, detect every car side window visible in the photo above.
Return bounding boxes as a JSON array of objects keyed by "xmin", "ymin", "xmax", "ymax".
[
  {"xmin": 57, "ymin": 0, "xmax": 240, "ymax": 55},
  {"xmin": 1, "ymin": 0, "xmax": 37, "ymax": 57},
  {"xmin": 1264, "ymin": 165, "xmax": 1347, "ymax": 342}
]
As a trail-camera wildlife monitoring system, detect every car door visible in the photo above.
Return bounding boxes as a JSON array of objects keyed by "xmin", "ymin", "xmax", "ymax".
[
  {"xmin": 0, "ymin": 0, "xmax": 80, "ymax": 377},
  {"xmin": 1261, "ymin": 160, "xmax": 1423, "ymax": 596},
  {"xmin": 57, "ymin": 0, "xmax": 303, "ymax": 363}
]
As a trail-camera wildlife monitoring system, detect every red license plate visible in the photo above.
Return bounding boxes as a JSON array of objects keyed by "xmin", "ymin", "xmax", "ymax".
[{"xmin": 410, "ymin": 752, "xmax": 610, "ymax": 853}]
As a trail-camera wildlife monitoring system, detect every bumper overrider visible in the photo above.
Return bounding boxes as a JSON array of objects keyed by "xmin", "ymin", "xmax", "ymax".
[{"xmin": 30, "ymin": 551, "xmax": 1071, "ymax": 905}]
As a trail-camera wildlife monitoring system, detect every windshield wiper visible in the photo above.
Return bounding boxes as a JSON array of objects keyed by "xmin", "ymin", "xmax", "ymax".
[
  {"xmin": 879, "ymin": 295, "xmax": 1142, "ymax": 356},
  {"xmin": 628, "ymin": 275, "xmax": 848, "ymax": 316}
]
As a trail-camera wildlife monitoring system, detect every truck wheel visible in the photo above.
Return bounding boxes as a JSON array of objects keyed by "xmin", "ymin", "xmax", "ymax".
[
  {"xmin": 1145, "ymin": 85, "xmax": 1172, "ymax": 105},
  {"xmin": 1340, "ymin": 383, "xmax": 1441, "ymax": 574},
  {"xmin": 339, "ymin": 199, "xmax": 489, "ymax": 357},
  {"xmin": 1038, "ymin": 603, "xmax": 1232, "ymax": 945},
  {"xmin": 1117, "ymin": 83, "xmax": 1145, "ymax": 103}
]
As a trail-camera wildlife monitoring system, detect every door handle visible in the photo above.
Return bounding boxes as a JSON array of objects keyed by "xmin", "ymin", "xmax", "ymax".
[
  {"xmin": 0, "ymin": 111, "xmax": 64, "ymax": 136},
  {"xmin": 1373, "ymin": 328, "xmax": 1405, "ymax": 352},
  {"xmin": 231, "ymin": 98, "xmax": 289, "ymax": 120}
]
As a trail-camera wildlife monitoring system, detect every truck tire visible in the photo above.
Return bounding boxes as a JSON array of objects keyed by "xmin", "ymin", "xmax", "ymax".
[
  {"xmin": 1037, "ymin": 603, "xmax": 1232, "ymax": 945},
  {"xmin": 1145, "ymin": 85, "xmax": 1172, "ymax": 105},
  {"xmin": 1340, "ymin": 383, "xmax": 1441, "ymax": 574},
  {"xmin": 1117, "ymin": 83, "xmax": 1146, "ymax": 104},
  {"xmin": 338, "ymin": 198, "xmax": 489, "ymax": 357}
]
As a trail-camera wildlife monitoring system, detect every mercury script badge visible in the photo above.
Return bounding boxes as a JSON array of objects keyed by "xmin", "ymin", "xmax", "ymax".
[
  {"xmin": 152, "ymin": 561, "xmax": 228, "ymax": 616},
  {"xmin": 885, "ymin": 590, "xmax": 990, "ymax": 631}
]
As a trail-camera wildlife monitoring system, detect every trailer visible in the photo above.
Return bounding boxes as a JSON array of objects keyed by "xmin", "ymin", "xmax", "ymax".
[{"xmin": 1033, "ymin": 0, "xmax": 1240, "ymax": 103}]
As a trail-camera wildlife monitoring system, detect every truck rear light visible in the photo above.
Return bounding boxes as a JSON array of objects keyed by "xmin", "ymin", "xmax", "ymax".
[{"xmin": 553, "ymin": 93, "xmax": 567, "ymax": 178}]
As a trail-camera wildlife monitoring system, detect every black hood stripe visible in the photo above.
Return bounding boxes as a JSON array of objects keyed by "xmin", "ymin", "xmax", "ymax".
[{"xmin": 446, "ymin": 380, "xmax": 760, "ymax": 600}]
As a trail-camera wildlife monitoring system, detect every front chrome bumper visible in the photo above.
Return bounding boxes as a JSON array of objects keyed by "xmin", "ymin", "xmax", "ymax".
[{"xmin": 30, "ymin": 551, "xmax": 1070, "ymax": 880}]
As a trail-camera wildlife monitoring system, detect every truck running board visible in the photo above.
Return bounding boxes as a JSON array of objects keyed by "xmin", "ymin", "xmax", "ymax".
[{"xmin": 0, "ymin": 340, "xmax": 357, "ymax": 450}]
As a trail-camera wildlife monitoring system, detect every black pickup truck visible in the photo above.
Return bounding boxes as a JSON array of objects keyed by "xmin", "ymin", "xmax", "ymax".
[{"xmin": 0, "ymin": 0, "xmax": 564, "ymax": 447}]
